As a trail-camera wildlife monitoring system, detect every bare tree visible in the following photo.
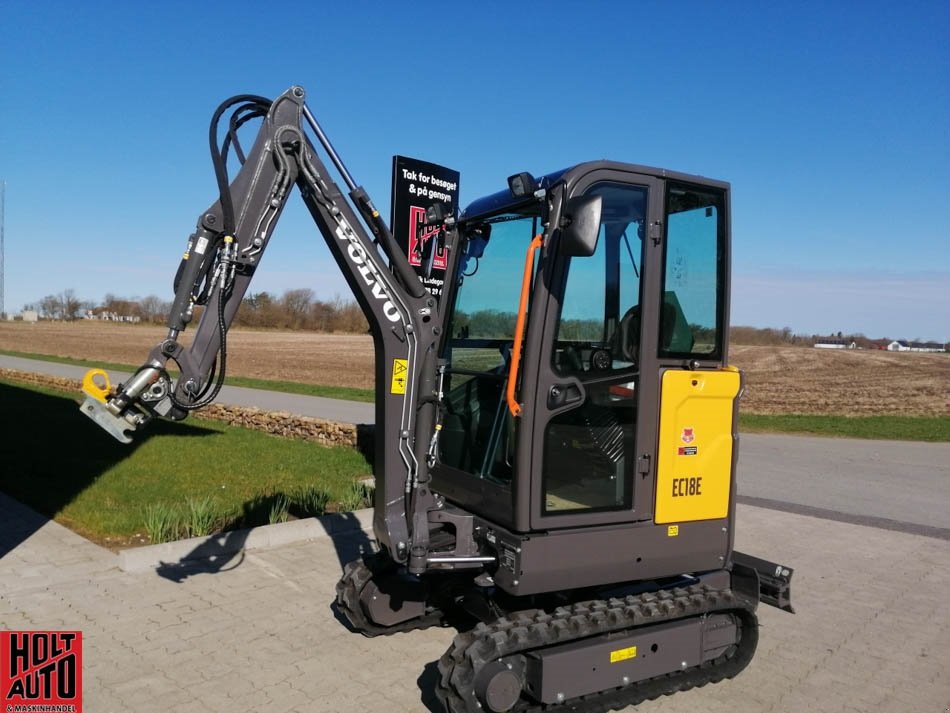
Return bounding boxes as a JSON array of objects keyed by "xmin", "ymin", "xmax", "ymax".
[
  {"xmin": 100, "ymin": 294, "xmax": 139, "ymax": 320},
  {"xmin": 281, "ymin": 288, "xmax": 314, "ymax": 329},
  {"xmin": 59, "ymin": 289, "xmax": 83, "ymax": 320},
  {"xmin": 139, "ymin": 295, "xmax": 169, "ymax": 324},
  {"xmin": 39, "ymin": 294, "xmax": 60, "ymax": 320},
  {"xmin": 328, "ymin": 294, "xmax": 367, "ymax": 332}
]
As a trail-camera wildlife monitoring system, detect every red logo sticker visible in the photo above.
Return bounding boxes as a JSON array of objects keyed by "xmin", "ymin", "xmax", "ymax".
[
  {"xmin": 1, "ymin": 631, "xmax": 82, "ymax": 712},
  {"xmin": 681, "ymin": 428, "xmax": 695, "ymax": 444}
]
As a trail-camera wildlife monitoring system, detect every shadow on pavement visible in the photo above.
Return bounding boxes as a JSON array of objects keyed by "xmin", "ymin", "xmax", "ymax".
[
  {"xmin": 320, "ymin": 511, "xmax": 376, "ymax": 571},
  {"xmin": 0, "ymin": 382, "xmax": 217, "ymax": 557},
  {"xmin": 155, "ymin": 529, "xmax": 250, "ymax": 582},
  {"xmin": 417, "ymin": 660, "xmax": 444, "ymax": 712},
  {"xmin": 322, "ymin": 510, "xmax": 377, "ymax": 633},
  {"xmin": 154, "ymin": 504, "xmax": 376, "ymax": 584}
]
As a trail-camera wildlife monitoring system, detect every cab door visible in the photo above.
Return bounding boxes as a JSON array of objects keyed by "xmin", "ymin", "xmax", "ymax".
[{"xmin": 525, "ymin": 170, "xmax": 665, "ymax": 529}]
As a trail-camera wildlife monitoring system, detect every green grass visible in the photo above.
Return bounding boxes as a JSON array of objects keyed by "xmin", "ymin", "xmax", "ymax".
[
  {"xmin": 143, "ymin": 502, "xmax": 180, "ymax": 543},
  {"xmin": 336, "ymin": 480, "xmax": 374, "ymax": 512},
  {"xmin": 185, "ymin": 496, "xmax": 218, "ymax": 537},
  {"xmin": 0, "ymin": 377, "xmax": 373, "ymax": 544},
  {"xmin": 739, "ymin": 413, "xmax": 950, "ymax": 442},
  {"xmin": 0, "ymin": 348, "xmax": 374, "ymax": 402}
]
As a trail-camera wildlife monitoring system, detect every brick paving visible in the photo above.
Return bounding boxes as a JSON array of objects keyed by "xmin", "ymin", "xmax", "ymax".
[{"xmin": 1, "ymin": 493, "xmax": 947, "ymax": 712}]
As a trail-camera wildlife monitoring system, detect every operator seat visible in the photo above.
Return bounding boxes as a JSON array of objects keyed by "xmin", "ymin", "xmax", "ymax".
[
  {"xmin": 617, "ymin": 305, "xmax": 641, "ymax": 364},
  {"xmin": 615, "ymin": 296, "xmax": 695, "ymax": 361}
]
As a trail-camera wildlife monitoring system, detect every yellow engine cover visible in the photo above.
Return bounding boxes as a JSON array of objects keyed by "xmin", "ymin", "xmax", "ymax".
[{"xmin": 655, "ymin": 368, "xmax": 740, "ymax": 524}]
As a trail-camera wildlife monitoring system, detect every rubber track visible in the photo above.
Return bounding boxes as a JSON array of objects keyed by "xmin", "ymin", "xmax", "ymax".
[
  {"xmin": 335, "ymin": 557, "xmax": 449, "ymax": 637},
  {"xmin": 436, "ymin": 584, "xmax": 758, "ymax": 713}
]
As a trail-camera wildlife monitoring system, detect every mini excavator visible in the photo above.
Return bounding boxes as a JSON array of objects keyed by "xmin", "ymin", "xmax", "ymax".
[{"xmin": 81, "ymin": 86, "xmax": 793, "ymax": 712}]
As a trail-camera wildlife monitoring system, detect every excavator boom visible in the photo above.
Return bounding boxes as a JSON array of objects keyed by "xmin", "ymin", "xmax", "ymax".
[{"xmin": 80, "ymin": 86, "xmax": 449, "ymax": 566}]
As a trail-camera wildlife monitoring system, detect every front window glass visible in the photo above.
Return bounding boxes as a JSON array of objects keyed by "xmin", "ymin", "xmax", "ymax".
[
  {"xmin": 660, "ymin": 184, "xmax": 725, "ymax": 358},
  {"xmin": 543, "ymin": 181, "xmax": 646, "ymax": 515},
  {"xmin": 553, "ymin": 182, "xmax": 646, "ymax": 373},
  {"xmin": 439, "ymin": 212, "xmax": 540, "ymax": 482}
]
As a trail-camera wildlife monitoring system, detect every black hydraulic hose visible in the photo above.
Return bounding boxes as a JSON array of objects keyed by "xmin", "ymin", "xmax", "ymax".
[
  {"xmin": 167, "ymin": 283, "xmax": 229, "ymax": 411},
  {"xmin": 195, "ymin": 357, "xmax": 217, "ymax": 400},
  {"xmin": 208, "ymin": 94, "xmax": 271, "ymax": 236},
  {"xmin": 164, "ymin": 97, "xmax": 272, "ymax": 410},
  {"xmin": 224, "ymin": 104, "xmax": 267, "ymax": 166},
  {"xmin": 175, "ymin": 96, "xmax": 269, "ymax": 408}
]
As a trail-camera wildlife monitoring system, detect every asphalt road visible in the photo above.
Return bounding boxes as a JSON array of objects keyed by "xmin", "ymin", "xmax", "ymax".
[
  {"xmin": 3, "ymin": 354, "xmax": 947, "ymax": 538},
  {"xmin": 737, "ymin": 434, "xmax": 949, "ymax": 536},
  {"xmin": 0, "ymin": 353, "xmax": 375, "ymax": 424}
]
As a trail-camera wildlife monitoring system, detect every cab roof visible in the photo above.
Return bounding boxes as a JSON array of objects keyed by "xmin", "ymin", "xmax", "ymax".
[{"xmin": 460, "ymin": 160, "xmax": 729, "ymax": 224}]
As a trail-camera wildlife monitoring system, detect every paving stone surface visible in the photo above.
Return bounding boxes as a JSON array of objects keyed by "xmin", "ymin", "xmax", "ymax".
[{"xmin": 1, "ymin": 493, "xmax": 947, "ymax": 713}]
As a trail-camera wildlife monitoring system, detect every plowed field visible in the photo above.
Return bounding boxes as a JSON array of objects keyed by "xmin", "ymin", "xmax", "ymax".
[{"xmin": 2, "ymin": 322, "xmax": 947, "ymax": 416}]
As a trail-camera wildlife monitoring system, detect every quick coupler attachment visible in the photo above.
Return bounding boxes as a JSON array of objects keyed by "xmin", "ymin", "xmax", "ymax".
[{"xmin": 79, "ymin": 368, "xmax": 159, "ymax": 444}]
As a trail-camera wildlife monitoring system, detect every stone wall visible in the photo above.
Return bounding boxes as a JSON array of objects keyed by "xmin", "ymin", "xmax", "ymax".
[{"xmin": 1, "ymin": 368, "xmax": 371, "ymax": 451}]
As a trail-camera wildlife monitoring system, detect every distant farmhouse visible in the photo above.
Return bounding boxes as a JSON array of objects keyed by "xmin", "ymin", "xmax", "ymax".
[
  {"xmin": 886, "ymin": 340, "xmax": 945, "ymax": 353},
  {"xmin": 8, "ymin": 310, "xmax": 39, "ymax": 322},
  {"xmin": 84, "ymin": 309, "xmax": 141, "ymax": 323},
  {"xmin": 814, "ymin": 339, "xmax": 856, "ymax": 350},
  {"xmin": 813, "ymin": 337, "xmax": 946, "ymax": 352}
]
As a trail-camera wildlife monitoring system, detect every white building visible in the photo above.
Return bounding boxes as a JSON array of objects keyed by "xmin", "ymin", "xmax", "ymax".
[
  {"xmin": 814, "ymin": 339, "xmax": 855, "ymax": 349},
  {"xmin": 887, "ymin": 340, "xmax": 945, "ymax": 353}
]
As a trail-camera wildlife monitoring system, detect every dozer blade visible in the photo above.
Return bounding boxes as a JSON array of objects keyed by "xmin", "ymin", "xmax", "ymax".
[{"xmin": 732, "ymin": 550, "xmax": 795, "ymax": 613}]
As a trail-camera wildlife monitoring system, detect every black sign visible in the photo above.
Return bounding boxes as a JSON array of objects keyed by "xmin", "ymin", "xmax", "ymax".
[{"xmin": 390, "ymin": 155, "xmax": 460, "ymax": 301}]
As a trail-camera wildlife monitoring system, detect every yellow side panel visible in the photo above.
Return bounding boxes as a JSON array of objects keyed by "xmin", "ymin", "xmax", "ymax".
[{"xmin": 655, "ymin": 369, "xmax": 740, "ymax": 524}]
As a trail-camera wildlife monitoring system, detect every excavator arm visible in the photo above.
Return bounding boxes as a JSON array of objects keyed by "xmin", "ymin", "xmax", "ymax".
[{"xmin": 80, "ymin": 86, "xmax": 455, "ymax": 567}]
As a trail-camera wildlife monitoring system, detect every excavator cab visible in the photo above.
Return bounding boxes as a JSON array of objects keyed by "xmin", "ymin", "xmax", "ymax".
[
  {"xmin": 435, "ymin": 165, "xmax": 730, "ymax": 550},
  {"xmin": 79, "ymin": 87, "xmax": 792, "ymax": 713}
]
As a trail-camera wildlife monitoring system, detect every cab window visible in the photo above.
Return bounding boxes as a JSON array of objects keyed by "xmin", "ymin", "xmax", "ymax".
[
  {"xmin": 543, "ymin": 181, "xmax": 647, "ymax": 514},
  {"xmin": 439, "ymin": 212, "xmax": 540, "ymax": 482},
  {"xmin": 553, "ymin": 182, "xmax": 646, "ymax": 374},
  {"xmin": 660, "ymin": 184, "xmax": 726, "ymax": 359}
]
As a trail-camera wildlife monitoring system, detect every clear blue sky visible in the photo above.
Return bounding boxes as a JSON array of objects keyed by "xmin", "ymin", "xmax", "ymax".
[{"xmin": 1, "ymin": 1, "xmax": 947, "ymax": 341}]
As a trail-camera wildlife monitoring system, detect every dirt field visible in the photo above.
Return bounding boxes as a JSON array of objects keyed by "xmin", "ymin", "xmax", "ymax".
[
  {"xmin": 730, "ymin": 345, "xmax": 949, "ymax": 416},
  {"xmin": 0, "ymin": 322, "xmax": 376, "ymax": 389},
  {"xmin": 2, "ymin": 322, "xmax": 947, "ymax": 416}
]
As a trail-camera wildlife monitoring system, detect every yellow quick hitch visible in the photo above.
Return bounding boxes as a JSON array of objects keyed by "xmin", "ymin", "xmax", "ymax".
[
  {"xmin": 80, "ymin": 368, "xmax": 136, "ymax": 444},
  {"xmin": 81, "ymin": 369, "xmax": 112, "ymax": 404}
]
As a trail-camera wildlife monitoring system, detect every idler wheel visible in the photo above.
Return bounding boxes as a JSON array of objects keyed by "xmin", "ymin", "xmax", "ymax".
[{"xmin": 474, "ymin": 660, "xmax": 523, "ymax": 712}]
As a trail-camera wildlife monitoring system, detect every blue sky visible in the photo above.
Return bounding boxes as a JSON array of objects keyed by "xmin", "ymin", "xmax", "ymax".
[{"xmin": 1, "ymin": 1, "xmax": 947, "ymax": 341}]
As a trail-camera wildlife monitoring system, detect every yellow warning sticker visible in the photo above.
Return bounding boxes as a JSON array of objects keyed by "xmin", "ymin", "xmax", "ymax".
[
  {"xmin": 391, "ymin": 359, "xmax": 408, "ymax": 394},
  {"xmin": 610, "ymin": 646, "xmax": 637, "ymax": 663},
  {"xmin": 667, "ymin": 525, "xmax": 679, "ymax": 537}
]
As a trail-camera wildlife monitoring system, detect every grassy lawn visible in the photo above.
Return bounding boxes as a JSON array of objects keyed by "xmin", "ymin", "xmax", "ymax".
[
  {"xmin": 0, "ymin": 348, "xmax": 374, "ymax": 402},
  {"xmin": 0, "ymin": 377, "xmax": 373, "ymax": 546},
  {"xmin": 740, "ymin": 413, "xmax": 950, "ymax": 442}
]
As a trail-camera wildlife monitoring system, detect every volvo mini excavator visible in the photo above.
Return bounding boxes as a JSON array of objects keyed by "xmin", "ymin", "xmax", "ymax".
[{"xmin": 81, "ymin": 86, "xmax": 793, "ymax": 712}]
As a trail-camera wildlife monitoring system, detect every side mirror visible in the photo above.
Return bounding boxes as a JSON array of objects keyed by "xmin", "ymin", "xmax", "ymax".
[
  {"xmin": 559, "ymin": 194, "xmax": 602, "ymax": 257},
  {"xmin": 507, "ymin": 172, "xmax": 538, "ymax": 198}
]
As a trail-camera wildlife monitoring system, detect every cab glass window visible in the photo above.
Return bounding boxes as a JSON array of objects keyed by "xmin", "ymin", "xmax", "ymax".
[
  {"xmin": 439, "ymin": 212, "xmax": 540, "ymax": 482},
  {"xmin": 543, "ymin": 181, "xmax": 646, "ymax": 515},
  {"xmin": 660, "ymin": 184, "xmax": 725, "ymax": 359},
  {"xmin": 553, "ymin": 182, "xmax": 646, "ymax": 374}
]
